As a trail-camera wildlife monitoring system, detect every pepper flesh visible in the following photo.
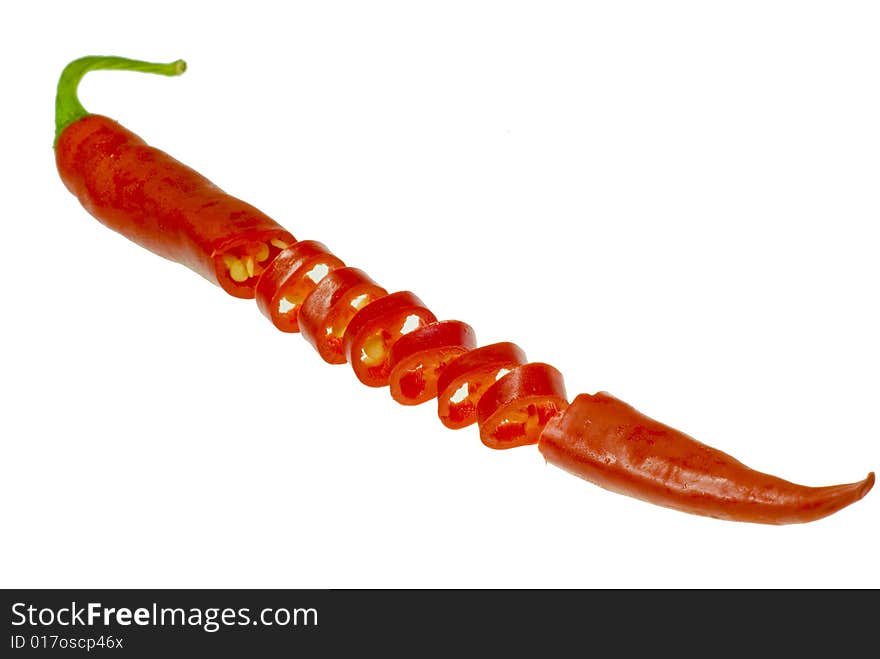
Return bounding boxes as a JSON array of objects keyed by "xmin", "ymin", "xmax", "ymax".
[
  {"xmin": 343, "ymin": 292, "xmax": 437, "ymax": 387},
  {"xmin": 538, "ymin": 392, "xmax": 875, "ymax": 524},
  {"xmin": 436, "ymin": 342, "xmax": 528, "ymax": 429},
  {"xmin": 476, "ymin": 363, "xmax": 568, "ymax": 449},
  {"xmin": 255, "ymin": 240, "xmax": 345, "ymax": 332},
  {"xmin": 54, "ymin": 57, "xmax": 294, "ymax": 299},
  {"xmin": 388, "ymin": 320, "xmax": 477, "ymax": 405},
  {"xmin": 299, "ymin": 267, "xmax": 388, "ymax": 364}
]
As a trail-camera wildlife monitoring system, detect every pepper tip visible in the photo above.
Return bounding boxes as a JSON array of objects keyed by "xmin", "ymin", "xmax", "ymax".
[{"xmin": 859, "ymin": 471, "xmax": 875, "ymax": 500}]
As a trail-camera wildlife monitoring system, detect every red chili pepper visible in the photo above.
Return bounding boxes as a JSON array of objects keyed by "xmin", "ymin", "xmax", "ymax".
[
  {"xmin": 343, "ymin": 292, "xmax": 438, "ymax": 387},
  {"xmin": 55, "ymin": 55, "xmax": 874, "ymax": 525},
  {"xmin": 299, "ymin": 267, "xmax": 388, "ymax": 364},
  {"xmin": 255, "ymin": 240, "xmax": 345, "ymax": 333},
  {"xmin": 436, "ymin": 342, "xmax": 528, "ymax": 429},
  {"xmin": 388, "ymin": 320, "xmax": 477, "ymax": 405},
  {"xmin": 476, "ymin": 363, "xmax": 568, "ymax": 449},
  {"xmin": 538, "ymin": 392, "xmax": 875, "ymax": 524},
  {"xmin": 54, "ymin": 57, "xmax": 295, "ymax": 299}
]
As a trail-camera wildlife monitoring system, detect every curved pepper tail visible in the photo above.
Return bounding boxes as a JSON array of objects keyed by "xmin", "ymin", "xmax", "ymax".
[
  {"xmin": 838, "ymin": 471, "xmax": 874, "ymax": 505},
  {"xmin": 538, "ymin": 392, "xmax": 874, "ymax": 524},
  {"xmin": 788, "ymin": 471, "xmax": 874, "ymax": 523},
  {"xmin": 862, "ymin": 470, "xmax": 875, "ymax": 496}
]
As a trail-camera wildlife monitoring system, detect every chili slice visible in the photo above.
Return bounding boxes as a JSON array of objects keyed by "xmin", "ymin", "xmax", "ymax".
[
  {"xmin": 299, "ymin": 267, "xmax": 388, "ymax": 364},
  {"xmin": 343, "ymin": 292, "xmax": 437, "ymax": 387},
  {"xmin": 388, "ymin": 320, "xmax": 477, "ymax": 405},
  {"xmin": 538, "ymin": 392, "xmax": 875, "ymax": 524},
  {"xmin": 54, "ymin": 57, "xmax": 295, "ymax": 299},
  {"xmin": 255, "ymin": 240, "xmax": 345, "ymax": 332},
  {"xmin": 436, "ymin": 342, "xmax": 527, "ymax": 429},
  {"xmin": 476, "ymin": 363, "xmax": 568, "ymax": 449}
]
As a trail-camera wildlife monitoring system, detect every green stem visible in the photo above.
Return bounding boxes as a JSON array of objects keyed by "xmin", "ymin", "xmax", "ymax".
[{"xmin": 54, "ymin": 55, "xmax": 186, "ymax": 147}]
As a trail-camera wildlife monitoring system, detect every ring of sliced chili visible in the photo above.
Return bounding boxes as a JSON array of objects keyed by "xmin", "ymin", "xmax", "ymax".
[
  {"xmin": 436, "ymin": 342, "xmax": 527, "ymax": 430},
  {"xmin": 476, "ymin": 362, "xmax": 568, "ymax": 449},
  {"xmin": 343, "ymin": 292, "xmax": 437, "ymax": 387},
  {"xmin": 255, "ymin": 240, "xmax": 345, "ymax": 332},
  {"xmin": 388, "ymin": 320, "xmax": 477, "ymax": 405},
  {"xmin": 299, "ymin": 267, "xmax": 388, "ymax": 364}
]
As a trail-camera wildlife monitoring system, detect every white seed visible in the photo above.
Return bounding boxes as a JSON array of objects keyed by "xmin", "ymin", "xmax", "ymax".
[
  {"xmin": 449, "ymin": 382, "xmax": 470, "ymax": 404},
  {"xmin": 400, "ymin": 314, "xmax": 421, "ymax": 335},
  {"xmin": 305, "ymin": 263, "xmax": 330, "ymax": 284},
  {"xmin": 349, "ymin": 293, "xmax": 370, "ymax": 310}
]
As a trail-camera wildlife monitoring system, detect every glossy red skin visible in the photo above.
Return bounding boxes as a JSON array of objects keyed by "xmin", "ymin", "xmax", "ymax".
[
  {"xmin": 254, "ymin": 240, "xmax": 345, "ymax": 332},
  {"xmin": 55, "ymin": 115, "xmax": 295, "ymax": 298},
  {"xmin": 343, "ymin": 292, "xmax": 437, "ymax": 387},
  {"xmin": 538, "ymin": 392, "xmax": 876, "ymax": 524},
  {"xmin": 299, "ymin": 267, "xmax": 388, "ymax": 364},
  {"xmin": 388, "ymin": 320, "xmax": 477, "ymax": 405},
  {"xmin": 476, "ymin": 363, "xmax": 568, "ymax": 449},
  {"xmin": 436, "ymin": 342, "xmax": 527, "ymax": 429}
]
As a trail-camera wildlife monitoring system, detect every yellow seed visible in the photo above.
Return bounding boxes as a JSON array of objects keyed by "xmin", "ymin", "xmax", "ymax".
[
  {"xmin": 525, "ymin": 410, "xmax": 539, "ymax": 438},
  {"xmin": 360, "ymin": 334, "xmax": 386, "ymax": 366},
  {"xmin": 255, "ymin": 243, "xmax": 270, "ymax": 262},
  {"xmin": 270, "ymin": 239, "xmax": 290, "ymax": 249},
  {"xmin": 244, "ymin": 256, "xmax": 255, "ymax": 277},
  {"xmin": 329, "ymin": 320, "xmax": 344, "ymax": 337},
  {"xmin": 278, "ymin": 291, "xmax": 304, "ymax": 315},
  {"xmin": 222, "ymin": 254, "xmax": 239, "ymax": 269},
  {"xmin": 229, "ymin": 260, "xmax": 249, "ymax": 282}
]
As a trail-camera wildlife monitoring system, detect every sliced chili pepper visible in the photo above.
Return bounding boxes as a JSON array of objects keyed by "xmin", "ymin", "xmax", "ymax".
[
  {"xmin": 54, "ymin": 56, "xmax": 295, "ymax": 299},
  {"xmin": 343, "ymin": 292, "xmax": 437, "ymax": 387},
  {"xmin": 388, "ymin": 320, "xmax": 477, "ymax": 405},
  {"xmin": 436, "ymin": 342, "xmax": 528, "ymax": 430},
  {"xmin": 54, "ymin": 54, "xmax": 875, "ymax": 525},
  {"xmin": 538, "ymin": 392, "xmax": 876, "ymax": 524},
  {"xmin": 255, "ymin": 240, "xmax": 345, "ymax": 332},
  {"xmin": 299, "ymin": 267, "xmax": 388, "ymax": 364},
  {"xmin": 475, "ymin": 363, "xmax": 568, "ymax": 449}
]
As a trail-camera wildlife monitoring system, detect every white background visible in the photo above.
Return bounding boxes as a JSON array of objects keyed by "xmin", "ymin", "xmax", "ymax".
[{"xmin": 2, "ymin": 1, "xmax": 877, "ymax": 588}]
